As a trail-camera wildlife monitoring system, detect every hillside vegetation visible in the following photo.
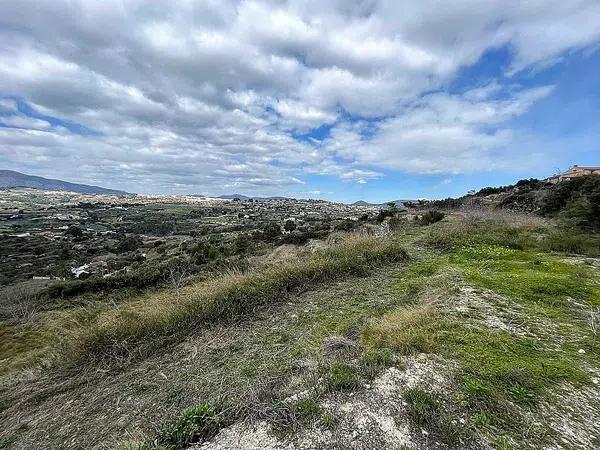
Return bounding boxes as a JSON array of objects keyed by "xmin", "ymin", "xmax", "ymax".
[
  {"xmin": 1, "ymin": 209, "xmax": 599, "ymax": 449},
  {"xmin": 427, "ymin": 175, "xmax": 600, "ymax": 231}
]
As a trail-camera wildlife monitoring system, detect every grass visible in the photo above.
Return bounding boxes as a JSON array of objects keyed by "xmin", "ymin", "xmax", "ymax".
[
  {"xmin": 324, "ymin": 362, "xmax": 360, "ymax": 392},
  {"xmin": 402, "ymin": 388, "xmax": 463, "ymax": 446},
  {"xmin": 61, "ymin": 233, "xmax": 408, "ymax": 366},
  {"xmin": 362, "ymin": 215, "xmax": 600, "ymax": 447},
  {"xmin": 2, "ymin": 213, "xmax": 599, "ymax": 449},
  {"xmin": 152, "ymin": 402, "xmax": 226, "ymax": 450},
  {"xmin": 362, "ymin": 303, "xmax": 440, "ymax": 355}
]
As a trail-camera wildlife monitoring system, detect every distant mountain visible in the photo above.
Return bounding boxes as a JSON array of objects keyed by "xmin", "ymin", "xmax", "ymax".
[
  {"xmin": 0, "ymin": 170, "xmax": 128, "ymax": 195},
  {"xmin": 217, "ymin": 194, "xmax": 251, "ymax": 200}
]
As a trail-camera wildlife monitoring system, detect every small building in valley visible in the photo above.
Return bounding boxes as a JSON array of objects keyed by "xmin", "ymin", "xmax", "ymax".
[{"xmin": 546, "ymin": 165, "xmax": 600, "ymax": 184}]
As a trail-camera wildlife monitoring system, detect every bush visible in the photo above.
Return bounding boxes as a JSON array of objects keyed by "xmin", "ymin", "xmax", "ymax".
[
  {"xmin": 284, "ymin": 219, "xmax": 296, "ymax": 232},
  {"xmin": 115, "ymin": 235, "xmax": 143, "ymax": 254},
  {"xmin": 262, "ymin": 222, "xmax": 281, "ymax": 241},
  {"xmin": 189, "ymin": 241, "xmax": 220, "ymax": 265},
  {"xmin": 420, "ymin": 210, "xmax": 445, "ymax": 226}
]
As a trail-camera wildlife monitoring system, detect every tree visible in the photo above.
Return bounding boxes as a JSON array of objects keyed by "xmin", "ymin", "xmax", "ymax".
[
  {"xmin": 115, "ymin": 235, "xmax": 143, "ymax": 254},
  {"xmin": 284, "ymin": 219, "xmax": 296, "ymax": 232},
  {"xmin": 262, "ymin": 222, "xmax": 281, "ymax": 241}
]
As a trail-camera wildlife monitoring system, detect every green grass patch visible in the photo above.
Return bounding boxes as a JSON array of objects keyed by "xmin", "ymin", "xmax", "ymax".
[
  {"xmin": 324, "ymin": 362, "xmax": 360, "ymax": 392},
  {"xmin": 152, "ymin": 402, "xmax": 226, "ymax": 450}
]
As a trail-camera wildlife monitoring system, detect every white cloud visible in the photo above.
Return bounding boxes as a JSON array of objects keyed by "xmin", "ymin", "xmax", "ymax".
[
  {"xmin": 0, "ymin": 1, "xmax": 599, "ymax": 193},
  {"xmin": 325, "ymin": 84, "xmax": 555, "ymax": 174}
]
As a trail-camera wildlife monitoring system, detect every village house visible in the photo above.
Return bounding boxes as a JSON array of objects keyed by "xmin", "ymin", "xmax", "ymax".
[{"xmin": 546, "ymin": 165, "xmax": 600, "ymax": 184}]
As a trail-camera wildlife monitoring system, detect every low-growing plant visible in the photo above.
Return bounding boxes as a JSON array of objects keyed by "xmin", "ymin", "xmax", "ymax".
[
  {"xmin": 402, "ymin": 388, "xmax": 463, "ymax": 446},
  {"xmin": 154, "ymin": 402, "xmax": 225, "ymax": 449},
  {"xmin": 362, "ymin": 304, "xmax": 440, "ymax": 355},
  {"xmin": 325, "ymin": 362, "xmax": 360, "ymax": 392},
  {"xmin": 360, "ymin": 347, "xmax": 395, "ymax": 378}
]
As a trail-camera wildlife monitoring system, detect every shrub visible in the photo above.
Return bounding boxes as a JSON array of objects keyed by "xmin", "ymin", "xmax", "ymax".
[
  {"xmin": 115, "ymin": 235, "xmax": 143, "ymax": 254},
  {"xmin": 420, "ymin": 210, "xmax": 445, "ymax": 226},
  {"xmin": 283, "ymin": 219, "xmax": 296, "ymax": 232},
  {"xmin": 188, "ymin": 241, "xmax": 220, "ymax": 265},
  {"xmin": 262, "ymin": 222, "xmax": 282, "ymax": 241}
]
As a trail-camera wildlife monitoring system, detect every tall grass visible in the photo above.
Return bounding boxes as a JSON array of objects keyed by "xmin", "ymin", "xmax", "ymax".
[{"xmin": 65, "ymin": 233, "xmax": 408, "ymax": 366}]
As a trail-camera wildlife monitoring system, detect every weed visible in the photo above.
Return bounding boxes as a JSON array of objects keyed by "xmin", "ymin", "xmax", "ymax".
[
  {"xmin": 325, "ymin": 362, "xmax": 360, "ymax": 392},
  {"xmin": 295, "ymin": 398, "xmax": 321, "ymax": 420},
  {"xmin": 360, "ymin": 347, "xmax": 395, "ymax": 378},
  {"xmin": 402, "ymin": 388, "xmax": 463, "ymax": 446},
  {"xmin": 268, "ymin": 397, "xmax": 323, "ymax": 434},
  {"xmin": 506, "ymin": 384, "xmax": 534, "ymax": 404},
  {"xmin": 493, "ymin": 435, "xmax": 514, "ymax": 450},
  {"xmin": 471, "ymin": 412, "xmax": 493, "ymax": 428},
  {"xmin": 320, "ymin": 410, "xmax": 337, "ymax": 428},
  {"xmin": 154, "ymin": 402, "xmax": 225, "ymax": 449}
]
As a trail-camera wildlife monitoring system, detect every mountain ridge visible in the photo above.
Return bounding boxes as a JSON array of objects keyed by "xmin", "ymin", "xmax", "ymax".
[{"xmin": 0, "ymin": 170, "xmax": 128, "ymax": 195}]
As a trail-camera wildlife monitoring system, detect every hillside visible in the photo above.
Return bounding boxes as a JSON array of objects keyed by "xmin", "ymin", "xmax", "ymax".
[
  {"xmin": 1, "ymin": 208, "xmax": 599, "ymax": 449},
  {"xmin": 0, "ymin": 170, "xmax": 128, "ymax": 195},
  {"xmin": 426, "ymin": 176, "xmax": 600, "ymax": 231}
]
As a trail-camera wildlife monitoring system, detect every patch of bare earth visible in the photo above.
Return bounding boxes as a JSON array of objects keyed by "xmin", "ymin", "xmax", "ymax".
[{"xmin": 193, "ymin": 354, "xmax": 459, "ymax": 450}]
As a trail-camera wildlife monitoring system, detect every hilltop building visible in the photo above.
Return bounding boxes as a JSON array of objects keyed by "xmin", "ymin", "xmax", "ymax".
[{"xmin": 546, "ymin": 165, "xmax": 600, "ymax": 184}]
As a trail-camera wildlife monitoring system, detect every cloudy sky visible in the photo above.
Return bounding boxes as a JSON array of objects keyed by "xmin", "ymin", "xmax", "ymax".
[{"xmin": 1, "ymin": 0, "xmax": 599, "ymax": 201}]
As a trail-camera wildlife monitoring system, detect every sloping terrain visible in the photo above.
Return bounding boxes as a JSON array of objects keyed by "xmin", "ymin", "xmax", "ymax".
[
  {"xmin": 1, "ymin": 213, "xmax": 599, "ymax": 449},
  {"xmin": 0, "ymin": 170, "xmax": 128, "ymax": 195},
  {"xmin": 429, "ymin": 176, "xmax": 600, "ymax": 232}
]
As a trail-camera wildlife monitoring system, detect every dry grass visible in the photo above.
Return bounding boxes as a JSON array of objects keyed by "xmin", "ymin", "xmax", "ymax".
[
  {"xmin": 63, "ymin": 233, "xmax": 408, "ymax": 366},
  {"xmin": 362, "ymin": 304, "xmax": 441, "ymax": 355},
  {"xmin": 457, "ymin": 206, "xmax": 549, "ymax": 228}
]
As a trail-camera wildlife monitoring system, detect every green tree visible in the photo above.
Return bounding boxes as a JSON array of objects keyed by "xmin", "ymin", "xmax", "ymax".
[{"xmin": 284, "ymin": 219, "xmax": 296, "ymax": 232}]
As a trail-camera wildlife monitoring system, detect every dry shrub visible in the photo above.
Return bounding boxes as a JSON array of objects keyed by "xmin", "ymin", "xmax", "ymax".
[{"xmin": 0, "ymin": 284, "xmax": 39, "ymax": 323}]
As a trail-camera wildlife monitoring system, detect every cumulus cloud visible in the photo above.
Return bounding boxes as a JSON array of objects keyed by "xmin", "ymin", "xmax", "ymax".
[
  {"xmin": 0, "ymin": 0, "xmax": 599, "ymax": 194},
  {"xmin": 325, "ymin": 84, "xmax": 555, "ymax": 174}
]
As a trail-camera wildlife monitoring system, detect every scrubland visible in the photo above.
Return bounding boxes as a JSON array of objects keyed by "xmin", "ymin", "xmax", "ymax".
[{"xmin": 1, "ymin": 209, "xmax": 599, "ymax": 449}]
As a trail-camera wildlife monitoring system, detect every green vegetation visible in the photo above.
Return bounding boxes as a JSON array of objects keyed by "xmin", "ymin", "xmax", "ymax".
[
  {"xmin": 540, "ymin": 176, "xmax": 600, "ymax": 230},
  {"xmin": 361, "ymin": 215, "xmax": 599, "ymax": 447},
  {"xmin": 402, "ymin": 388, "xmax": 463, "ymax": 446},
  {"xmin": 67, "ymin": 233, "xmax": 408, "ymax": 365},
  {"xmin": 153, "ymin": 402, "xmax": 226, "ymax": 449},
  {"xmin": 324, "ymin": 362, "xmax": 360, "ymax": 392},
  {"xmin": 419, "ymin": 210, "xmax": 445, "ymax": 226},
  {"xmin": 2, "ymin": 202, "xmax": 599, "ymax": 449}
]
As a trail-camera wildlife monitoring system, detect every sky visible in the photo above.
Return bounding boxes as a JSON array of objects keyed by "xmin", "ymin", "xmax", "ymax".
[{"xmin": 1, "ymin": 0, "xmax": 599, "ymax": 203}]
